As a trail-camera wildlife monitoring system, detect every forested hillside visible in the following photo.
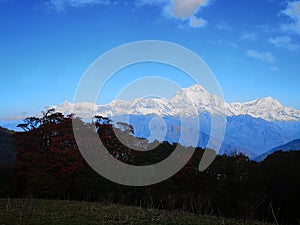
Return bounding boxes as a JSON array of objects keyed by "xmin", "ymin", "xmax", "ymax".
[
  {"xmin": 0, "ymin": 110, "xmax": 299, "ymax": 224},
  {"xmin": 0, "ymin": 126, "xmax": 15, "ymax": 165}
]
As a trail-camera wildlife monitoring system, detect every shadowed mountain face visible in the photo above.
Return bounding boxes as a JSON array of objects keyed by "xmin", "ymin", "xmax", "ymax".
[
  {"xmin": 0, "ymin": 126, "xmax": 16, "ymax": 165},
  {"xmin": 42, "ymin": 84, "xmax": 300, "ymax": 159},
  {"xmin": 223, "ymin": 115, "xmax": 292, "ymax": 157},
  {"xmin": 254, "ymin": 139, "xmax": 300, "ymax": 161},
  {"xmin": 112, "ymin": 113, "xmax": 300, "ymax": 158}
]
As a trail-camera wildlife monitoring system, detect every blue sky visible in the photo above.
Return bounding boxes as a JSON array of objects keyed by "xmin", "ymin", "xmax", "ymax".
[{"xmin": 1, "ymin": 0, "xmax": 300, "ymax": 121}]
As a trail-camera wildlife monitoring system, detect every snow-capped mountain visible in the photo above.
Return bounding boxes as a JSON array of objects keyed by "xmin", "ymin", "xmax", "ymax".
[
  {"xmin": 52, "ymin": 84, "xmax": 300, "ymax": 122},
  {"xmin": 170, "ymin": 85, "xmax": 226, "ymax": 117},
  {"xmin": 227, "ymin": 97, "xmax": 300, "ymax": 122},
  {"xmin": 44, "ymin": 84, "xmax": 300, "ymax": 158}
]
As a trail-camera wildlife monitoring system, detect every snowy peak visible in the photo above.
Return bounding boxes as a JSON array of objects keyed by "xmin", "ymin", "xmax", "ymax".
[
  {"xmin": 171, "ymin": 84, "xmax": 211, "ymax": 107},
  {"xmin": 130, "ymin": 98, "xmax": 174, "ymax": 116},
  {"xmin": 249, "ymin": 96, "xmax": 282, "ymax": 108},
  {"xmin": 170, "ymin": 84, "xmax": 225, "ymax": 116},
  {"xmin": 181, "ymin": 84, "xmax": 209, "ymax": 93},
  {"xmin": 53, "ymin": 101, "xmax": 98, "ymax": 118},
  {"xmin": 230, "ymin": 96, "xmax": 281, "ymax": 109},
  {"xmin": 228, "ymin": 96, "xmax": 300, "ymax": 121},
  {"xmin": 51, "ymin": 85, "xmax": 300, "ymax": 122}
]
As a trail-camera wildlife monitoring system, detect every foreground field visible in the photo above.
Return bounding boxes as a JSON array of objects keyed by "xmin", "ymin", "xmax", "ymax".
[{"xmin": 0, "ymin": 198, "xmax": 272, "ymax": 225}]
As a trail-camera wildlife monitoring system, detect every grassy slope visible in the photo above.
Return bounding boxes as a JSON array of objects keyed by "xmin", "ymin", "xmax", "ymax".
[{"xmin": 0, "ymin": 199, "xmax": 272, "ymax": 225}]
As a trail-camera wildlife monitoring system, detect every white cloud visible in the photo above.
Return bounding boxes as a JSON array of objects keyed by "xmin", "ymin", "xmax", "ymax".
[
  {"xmin": 189, "ymin": 15, "xmax": 207, "ymax": 28},
  {"xmin": 135, "ymin": 0, "xmax": 166, "ymax": 6},
  {"xmin": 46, "ymin": 0, "xmax": 111, "ymax": 12},
  {"xmin": 247, "ymin": 50, "xmax": 275, "ymax": 63},
  {"xmin": 281, "ymin": 0, "xmax": 300, "ymax": 34},
  {"xmin": 169, "ymin": 0, "xmax": 209, "ymax": 19},
  {"xmin": 137, "ymin": 0, "xmax": 211, "ymax": 28},
  {"xmin": 241, "ymin": 32, "xmax": 257, "ymax": 41},
  {"xmin": 269, "ymin": 35, "xmax": 299, "ymax": 51}
]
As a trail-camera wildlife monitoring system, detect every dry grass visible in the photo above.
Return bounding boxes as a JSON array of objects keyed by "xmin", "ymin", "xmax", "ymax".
[{"xmin": 0, "ymin": 198, "xmax": 272, "ymax": 225}]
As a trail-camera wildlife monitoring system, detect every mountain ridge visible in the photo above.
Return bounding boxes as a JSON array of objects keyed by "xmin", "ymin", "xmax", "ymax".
[
  {"xmin": 253, "ymin": 139, "xmax": 300, "ymax": 161},
  {"xmin": 52, "ymin": 84, "xmax": 300, "ymax": 122},
  {"xmin": 5, "ymin": 84, "xmax": 298, "ymax": 159}
]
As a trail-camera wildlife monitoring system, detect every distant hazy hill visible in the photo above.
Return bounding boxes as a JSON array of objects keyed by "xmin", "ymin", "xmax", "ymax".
[
  {"xmin": 0, "ymin": 126, "xmax": 16, "ymax": 165},
  {"xmin": 254, "ymin": 139, "xmax": 300, "ymax": 161}
]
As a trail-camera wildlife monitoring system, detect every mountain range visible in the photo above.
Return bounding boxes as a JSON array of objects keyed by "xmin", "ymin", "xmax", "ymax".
[
  {"xmin": 43, "ymin": 85, "xmax": 300, "ymax": 159},
  {"xmin": 253, "ymin": 139, "xmax": 300, "ymax": 161},
  {"xmin": 54, "ymin": 85, "xmax": 300, "ymax": 122}
]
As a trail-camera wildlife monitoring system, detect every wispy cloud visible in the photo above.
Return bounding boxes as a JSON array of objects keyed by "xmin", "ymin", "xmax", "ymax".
[
  {"xmin": 217, "ymin": 39, "xmax": 238, "ymax": 48},
  {"xmin": 137, "ymin": 0, "xmax": 212, "ymax": 28},
  {"xmin": 269, "ymin": 35, "xmax": 299, "ymax": 51},
  {"xmin": 189, "ymin": 15, "xmax": 207, "ymax": 28},
  {"xmin": 135, "ymin": 0, "xmax": 164, "ymax": 7},
  {"xmin": 46, "ymin": 0, "xmax": 111, "ymax": 12},
  {"xmin": 281, "ymin": 0, "xmax": 300, "ymax": 35},
  {"xmin": 241, "ymin": 32, "xmax": 257, "ymax": 41},
  {"xmin": 216, "ymin": 22, "xmax": 233, "ymax": 31},
  {"xmin": 269, "ymin": 66, "xmax": 280, "ymax": 72},
  {"xmin": 46, "ymin": 0, "xmax": 211, "ymax": 27},
  {"xmin": 247, "ymin": 50, "xmax": 275, "ymax": 63}
]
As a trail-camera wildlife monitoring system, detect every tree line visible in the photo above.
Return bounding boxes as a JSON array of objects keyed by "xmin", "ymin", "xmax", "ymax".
[{"xmin": 0, "ymin": 109, "xmax": 299, "ymax": 225}]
